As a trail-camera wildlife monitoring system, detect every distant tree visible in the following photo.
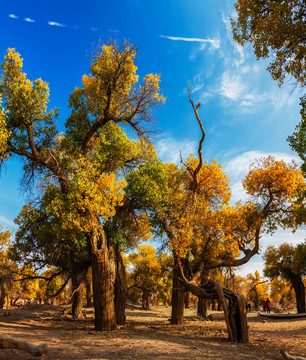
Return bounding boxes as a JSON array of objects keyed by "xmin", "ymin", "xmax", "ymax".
[
  {"xmin": 231, "ymin": 0, "xmax": 306, "ymax": 87},
  {"xmin": 245, "ymin": 271, "xmax": 268, "ymax": 308},
  {"xmin": 264, "ymin": 242, "xmax": 306, "ymax": 313},
  {"xmin": 269, "ymin": 277, "xmax": 293, "ymax": 309},
  {"xmin": 0, "ymin": 226, "xmax": 17, "ymax": 308},
  {"xmin": 128, "ymin": 245, "xmax": 170, "ymax": 310}
]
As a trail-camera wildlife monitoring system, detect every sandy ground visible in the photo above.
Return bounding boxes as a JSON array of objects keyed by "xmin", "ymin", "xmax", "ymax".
[{"xmin": 0, "ymin": 302, "xmax": 305, "ymax": 360}]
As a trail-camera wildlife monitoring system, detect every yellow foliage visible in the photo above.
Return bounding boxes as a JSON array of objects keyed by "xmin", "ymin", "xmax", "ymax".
[{"xmin": 243, "ymin": 156, "xmax": 305, "ymax": 203}]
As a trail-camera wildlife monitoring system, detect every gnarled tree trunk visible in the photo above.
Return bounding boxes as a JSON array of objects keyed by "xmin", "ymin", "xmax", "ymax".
[
  {"xmin": 205, "ymin": 280, "xmax": 249, "ymax": 343},
  {"xmin": 88, "ymin": 228, "xmax": 116, "ymax": 331}
]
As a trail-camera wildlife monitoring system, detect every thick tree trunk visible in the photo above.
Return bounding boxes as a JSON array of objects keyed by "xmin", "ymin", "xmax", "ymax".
[
  {"xmin": 114, "ymin": 247, "xmax": 127, "ymax": 325},
  {"xmin": 291, "ymin": 274, "xmax": 306, "ymax": 314},
  {"xmin": 88, "ymin": 229, "xmax": 116, "ymax": 331},
  {"xmin": 208, "ymin": 280, "xmax": 249, "ymax": 343},
  {"xmin": 180, "ymin": 276, "xmax": 250, "ymax": 343},
  {"xmin": 71, "ymin": 272, "xmax": 85, "ymax": 319},
  {"xmin": 171, "ymin": 263, "xmax": 185, "ymax": 324},
  {"xmin": 197, "ymin": 297, "xmax": 207, "ymax": 318},
  {"xmin": 198, "ymin": 269, "xmax": 209, "ymax": 318}
]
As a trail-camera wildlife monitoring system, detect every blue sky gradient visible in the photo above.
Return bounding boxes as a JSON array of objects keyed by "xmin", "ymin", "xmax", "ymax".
[{"xmin": 0, "ymin": 0, "xmax": 304, "ymax": 276}]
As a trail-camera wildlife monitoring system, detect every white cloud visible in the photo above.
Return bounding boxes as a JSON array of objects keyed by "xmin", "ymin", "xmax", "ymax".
[
  {"xmin": 24, "ymin": 17, "xmax": 35, "ymax": 23},
  {"xmin": 155, "ymin": 136, "xmax": 197, "ymax": 164},
  {"xmin": 48, "ymin": 21, "xmax": 66, "ymax": 27},
  {"xmin": 160, "ymin": 35, "xmax": 220, "ymax": 50},
  {"xmin": 0, "ymin": 214, "xmax": 16, "ymax": 229},
  {"xmin": 8, "ymin": 14, "xmax": 18, "ymax": 19},
  {"xmin": 219, "ymin": 72, "xmax": 246, "ymax": 101}
]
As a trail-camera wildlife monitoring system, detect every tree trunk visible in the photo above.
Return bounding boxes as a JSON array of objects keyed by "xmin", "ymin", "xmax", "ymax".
[
  {"xmin": 85, "ymin": 271, "xmax": 92, "ymax": 308},
  {"xmin": 185, "ymin": 291, "xmax": 190, "ymax": 309},
  {"xmin": 291, "ymin": 274, "xmax": 306, "ymax": 314},
  {"xmin": 211, "ymin": 299, "xmax": 216, "ymax": 311},
  {"xmin": 71, "ymin": 272, "xmax": 85, "ymax": 319},
  {"xmin": 0, "ymin": 280, "xmax": 5, "ymax": 309},
  {"xmin": 114, "ymin": 247, "xmax": 127, "ymax": 325},
  {"xmin": 198, "ymin": 269, "xmax": 209, "ymax": 318},
  {"xmin": 88, "ymin": 229, "xmax": 116, "ymax": 331},
  {"xmin": 197, "ymin": 297, "xmax": 207, "ymax": 318},
  {"xmin": 171, "ymin": 262, "xmax": 185, "ymax": 324},
  {"xmin": 142, "ymin": 290, "xmax": 151, "ymax": 310},
  {"xmin": 208, "ymin": 280, "xmax": 249, "ymax": 343}
]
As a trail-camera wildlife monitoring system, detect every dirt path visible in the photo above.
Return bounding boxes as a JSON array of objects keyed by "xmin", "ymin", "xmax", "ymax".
[{"xmin": 0, "ymin": 303, "xmax": 305, "ymax": 359}]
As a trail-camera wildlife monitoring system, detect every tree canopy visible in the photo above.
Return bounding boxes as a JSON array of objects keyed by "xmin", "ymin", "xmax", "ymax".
[
  {"xmin": 231, "ymin": 0, "xmax": 306, "ymax": 87},
  {"xmin": 264, "ymin": 241, "xmax": 306, "ymax": 313}
]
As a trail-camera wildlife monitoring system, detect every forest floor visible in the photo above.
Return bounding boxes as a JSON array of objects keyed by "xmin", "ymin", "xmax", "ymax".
[{"xmin": 0, "ymin": 302, "xmax": 305, "ymax": 360}]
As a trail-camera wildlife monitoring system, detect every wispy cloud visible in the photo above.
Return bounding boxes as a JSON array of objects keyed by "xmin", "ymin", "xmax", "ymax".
[
  {"xmin": 155, "ymin": 136, "xmax": 197, "ymax": 164},
  {"xmin": 0, "ymin": 214, "xmax": 16, "ymax": 229},
  {"xmin": 160, "ymin": 35, "xmax": 220, "ymax": 50},
  {"xmin": 24, "ymin": 17, "xmax": 35, "ymax": 23},
  {"xmin": 8, "ymin": 14, "xmax": 18, "ymax": 19},
  {"xmin": 48, "ymin": 21, "xmax": 66, "ymax": 27}
]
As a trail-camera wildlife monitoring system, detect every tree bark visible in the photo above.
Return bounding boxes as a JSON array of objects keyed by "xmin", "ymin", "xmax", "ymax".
[
  {"xmin": 0, "ymin": 280, "xmax": 5, "ymax": 309},
  {"xmin": 85, "ymin": 271, "xmax": 92, "ymax": 308},
  {"xmin": 197, "ymin": 297, "xmax": 207, "ymax": 318},
  {"xmin": 114, "ymin": 247, "xmax": 127, "ymax": 325},
  {"xmin": 185, "ymin": 291, "xmax": 190, "ymax": 309},
  {"xmin": 171, "ymin": 261, "xmax": 185, "ymax": 324},
  {"xmin": 291, "ymin": 274, "xmax": 306, "ymax": 314},
  {"xmin": 88, "ymin": 229, "xmax": 116, "ymax": 331},
  {"xmin": 209, "ymin": 280, "xmax": 249, "ymax": 343},
  {"xmin": 71, "ymin": 272, "xmax": 85, "ymax": 319}
]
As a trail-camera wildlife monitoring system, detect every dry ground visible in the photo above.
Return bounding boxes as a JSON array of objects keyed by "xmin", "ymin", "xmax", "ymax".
[{"xmin": 0, "ymin": 302, "xmax": 305, "ymax": 360}]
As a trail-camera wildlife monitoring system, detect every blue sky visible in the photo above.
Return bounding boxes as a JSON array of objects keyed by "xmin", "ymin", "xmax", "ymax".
[{"xmin": 0, "ymin": 0, "xmax": 304, "ymax": 277}]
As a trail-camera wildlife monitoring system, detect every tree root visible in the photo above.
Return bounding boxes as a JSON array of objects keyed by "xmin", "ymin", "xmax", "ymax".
[
  {"xmin": 0, "ymin": 334, "xmax": 48, "ymax": 357},
  {"xmin": 280, "ymin": 349, "xmax": 306, "ymax": 360}
]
